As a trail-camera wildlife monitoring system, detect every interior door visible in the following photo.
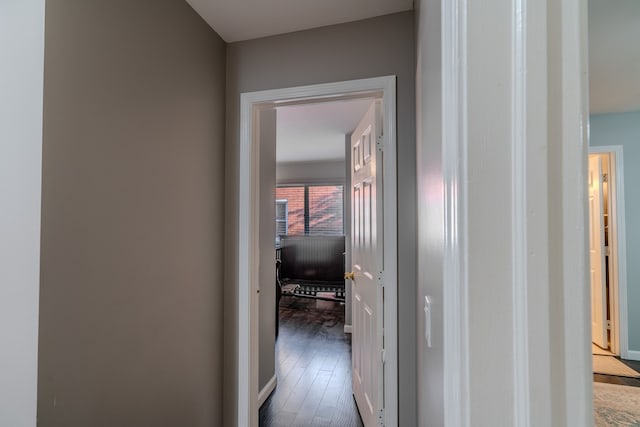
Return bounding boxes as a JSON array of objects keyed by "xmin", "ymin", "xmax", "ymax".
[
  {"xmin": 350, "ymin": 100, "xmax": 384, "ymax": 426},
  {"xmin": 589, "ymin": 154, "xmax": 608, "ymax": 349}
]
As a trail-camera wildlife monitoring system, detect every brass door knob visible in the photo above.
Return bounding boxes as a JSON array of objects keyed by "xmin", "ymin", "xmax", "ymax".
[{"xmin": 344, "ymin": 271, "xmax": 355, "ymax": 280}]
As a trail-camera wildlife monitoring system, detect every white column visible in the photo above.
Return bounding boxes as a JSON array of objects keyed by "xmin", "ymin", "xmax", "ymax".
[{"xmin": 416, "ymin": 0, "xmax": 591, "ymax": 425}]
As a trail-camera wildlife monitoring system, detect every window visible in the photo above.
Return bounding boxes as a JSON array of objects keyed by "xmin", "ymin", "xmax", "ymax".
[
  {"xmin": 308, "ymin": 185, "xmax": 344, "ymax": 235},
  {"xmin": 275, "ymin": 185, "xmax": 344, "ymax": 243}
]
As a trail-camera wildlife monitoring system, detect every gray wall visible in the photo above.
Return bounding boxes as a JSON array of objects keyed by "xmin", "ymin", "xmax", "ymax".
[
  {"xmin": 590, "ymin": 111, "xmax": 640, "ymax": 351},
  {"xmin": 224, "ymin": 11, "xmax": 416, "ymax": 426},
  {"xmin": 38, "ymin": 1, "xmax": 226, "ymax": 426},
  {"xmin": 258, "ymin": 109, "xmax": 277, "ymax": 391},
  {"xmin": 0, "ymin": 1, "xmax": 45, "ymax": 425}
]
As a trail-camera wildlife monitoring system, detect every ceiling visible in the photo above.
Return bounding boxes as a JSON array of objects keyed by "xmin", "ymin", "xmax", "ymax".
[
  {"xmin": 185, "ymin": 0, "xmax": 412, "ymax": 42},
  {"xmin": 184, "ymin": 0, "xmax": 639, "ymax": 117},
  {"xmin": 276, "ymin": 98, "xmax": 374, "ymax": 164},
  {"xmin": 589, "ymin": 0, "xmax": 640, "ymax": 114}
]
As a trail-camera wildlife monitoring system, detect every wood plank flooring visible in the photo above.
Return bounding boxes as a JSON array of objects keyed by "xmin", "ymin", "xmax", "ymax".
[
  {"xmin": 259, "ymin": 296, "xmax": 363, "ymax": 427},
  {"xmin": 594, "ymin": 357, "xmax": 640, "ymax": 387}
]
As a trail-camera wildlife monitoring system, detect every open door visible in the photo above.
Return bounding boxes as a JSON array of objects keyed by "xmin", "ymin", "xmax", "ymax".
[
  {"xmin": 349, "ymin": 100, "xmax": 384, "ymax": 426},
  {"xmin": 589, "ymin": 154, "xmax": 608, "ymax": 349}
]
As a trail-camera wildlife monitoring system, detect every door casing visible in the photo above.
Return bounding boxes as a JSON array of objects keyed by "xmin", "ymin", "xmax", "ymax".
[
  {"xmin": 236, "ymin": 76, "xmax": 398, "ymax": 427},
  {"xmin": 588, "ymin": 146, "xmax": 630, "ymax": 359},
  {"xmin": 588, "ymin": 154, "xmax": 607, "ymax": 348}
]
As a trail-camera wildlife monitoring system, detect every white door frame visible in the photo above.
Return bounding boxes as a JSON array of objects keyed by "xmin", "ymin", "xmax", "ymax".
[
  {"xmin": 588, "ymin": 146, "xmax": 631, "ymax": 359},
  {"xmin": 237, "ymin": 76, "xmax": 398, "ymax": 427}
]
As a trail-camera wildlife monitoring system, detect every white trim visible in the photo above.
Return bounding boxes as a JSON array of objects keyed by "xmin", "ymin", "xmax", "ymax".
[
  {"xmin": 238, "ymin": 89, "xmax": 260, "ymax": 427},
  {"xmin": 589, "ymin": 146, "xmax": 629, "ymax": 360},
  {"xmin": 258, "ymin": 375, "xmax": 277, "ymax": 408},
  {"xmin": 626, "ymin": 350, "xmax": 640, "ymax": 362},
  {"xmin": 237, "ymin": 76, "xmax": 398, "ymax": 427},
  {"xmin": 613, "ymin": 149, "xmax": 630, "ymax": 360},
  {"xmin": 344, "ymin": 324, "xmax": 353, "ymax": 334},
  {"xmin": 442, "ymin": 0, "xmax": 470, "ymax": 426},
  {"xmin": 561, "ymin": 0, "xmax": 592, "ymax": 425},
  {"xmin": 511, "ymin": 0, "xmax": 531, "ymax": 425}
]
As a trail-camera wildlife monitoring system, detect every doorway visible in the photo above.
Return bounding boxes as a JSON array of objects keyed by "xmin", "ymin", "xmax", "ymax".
[
  {"xmin": 236, "ymin": 76, "xmax": 399, "ymax": 427},
  {"xmin": 588, "ymin": 146, "xmax": 630, "ymax": 359},
  {"xmin": 260, "ymin": 98, "xmax": 370, "ymax": 424}
]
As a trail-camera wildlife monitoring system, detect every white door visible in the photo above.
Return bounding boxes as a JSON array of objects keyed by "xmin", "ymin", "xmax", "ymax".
[
  {"xmin": 589, "ymin": 154, "xmax": 608, "ymax": 349},
  {"xmin": 350, "ymin": 101, "xmax": 384, "ymax": 426}
]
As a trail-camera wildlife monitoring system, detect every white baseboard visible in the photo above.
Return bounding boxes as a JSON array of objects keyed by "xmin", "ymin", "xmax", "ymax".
[
  {"xmin": 624, "ymin": 350, "xmax": 640, "ymax": 361},
  {"xmin": 258, "ymin": 374, "xmax": 277, "ymax": 408},
  {"xmin": 344, "ymin": 324, "xmax": 352, "ymax": 334}
]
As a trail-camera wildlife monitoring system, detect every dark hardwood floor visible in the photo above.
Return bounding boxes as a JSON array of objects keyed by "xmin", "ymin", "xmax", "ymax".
[
  {"xmin": 594, "ymin": 358, "xmax": 640, "ymax": 387},
  {"xmin": 259, "ymin": 296, "xmax": 363, "ymax": 427}
]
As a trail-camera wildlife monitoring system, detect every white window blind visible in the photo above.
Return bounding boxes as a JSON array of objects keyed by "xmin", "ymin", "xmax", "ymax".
[{"xmin": 275, "ymin": 199, "xmax": 288, "ymax": 245}]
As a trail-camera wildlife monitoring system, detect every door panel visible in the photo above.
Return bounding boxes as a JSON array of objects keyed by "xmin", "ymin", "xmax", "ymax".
[
  {"xmin": 350, "ymin": 101, "xmax": 383, "ymax": 426},
  {"xmin": 589, "ymin": 154, "xmax": 608, "ymax": 349}
]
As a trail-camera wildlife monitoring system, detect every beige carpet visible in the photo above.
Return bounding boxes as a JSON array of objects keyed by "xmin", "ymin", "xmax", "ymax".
[
  {"xmin": 593, "ymin": 343, "xmax": 615, "ymax": 356},
  {"xmin": 593, "ymin": 355, "xmax": 640, "ymax": 378},
  {"xmin": 593, "ymin": 382, "xmax": 640, "ymax": 426}
]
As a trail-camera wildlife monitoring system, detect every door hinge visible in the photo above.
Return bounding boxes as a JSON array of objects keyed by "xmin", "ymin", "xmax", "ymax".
[
  {"xmin": 602, "ymin": 173, "xmax": 608, "ymax": 183},
  {"xmin": 377, "ymin": 135, "xmax": 384, "ymax": 151},
  {"xmin": 378, "ymin": 271, "xmax": 384, "ymax": 287},
  {"xmin": 378, "ymin": 408, "xmax": 385, "ymax": 426},
  {"xmin": 604, "ymin": 246, "xmax": 610, "ymax": 256},
  {"xmin": 607, "ymin": 320, "xmax": 612, "ymax": 330},
  {"xmin": 381, "ymin": 348, "xmax": 385, "ymax": 364}
]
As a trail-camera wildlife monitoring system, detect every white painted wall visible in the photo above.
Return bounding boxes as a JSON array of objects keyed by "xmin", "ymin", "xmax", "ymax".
[
  {"xmin": 276, "ymin": 160, "xmax": 345, "ymax": 184},
  {"xmin": 0, "ymin": 1, "xmax": 45, "ymax": 426},
  {"xmin": 465, "ymin": 1, "xmax": 517, "ymax": 423}
]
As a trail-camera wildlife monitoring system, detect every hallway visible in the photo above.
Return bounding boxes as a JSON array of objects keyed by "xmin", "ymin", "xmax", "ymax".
[{"xmin": 259, "ymin": 296, "xmax": 363, "ymax": 426}]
